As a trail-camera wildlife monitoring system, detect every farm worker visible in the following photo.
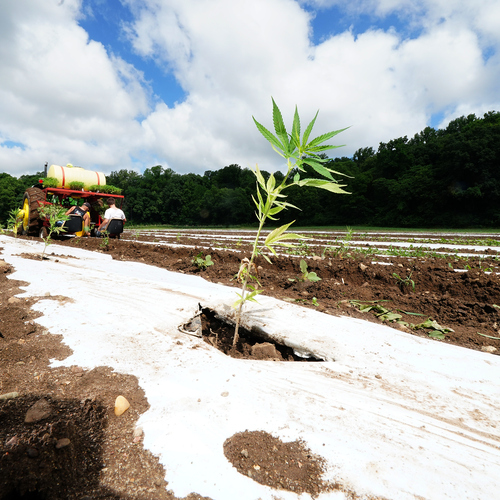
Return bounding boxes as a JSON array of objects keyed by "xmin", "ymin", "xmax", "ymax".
[
  {"xmin": 63, "ymin": 201, "xmax": 91, "ymax": 236},
  {"xmin": 95, "ymin": 197, "xmax": 126, "ymax": 236}
]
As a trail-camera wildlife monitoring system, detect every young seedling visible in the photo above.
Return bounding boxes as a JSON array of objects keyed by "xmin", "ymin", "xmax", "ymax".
[
  {"xmin": 37, "ymin": 205, "xmax": 69, "ymax": 259},
  {"xmin": 299, "ymin": 259, "xmax": 321, "ymax": 282},
  {"xmin": 392, "ymin": 271, "xmax": 415, "ymax": 291},
  {"xmin": 99, "ymin": 230, "xmax": 110, "ymax": 249},
  {"xmin": 6, "ymin": 208, "xmax": 24, "ymax": 238},
  {"xmin": 192, "ymin": 252, "xmax": 214, "ymax": 270},
  {"xmin": 232, "ymin": 98, "xmax": 349, "ymax": 346}
]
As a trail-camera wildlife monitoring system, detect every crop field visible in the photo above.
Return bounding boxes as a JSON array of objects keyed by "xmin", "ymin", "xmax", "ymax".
[
  {"xmin": 42, "ymin": 226, "xmax": 499, "ymax": 355},
  {"xmin": 124, "ymin": 227, "xmax": 500, "ymax": 260},
  {"xmin": 1, "ymin": 229, "xmax": 499, "ymax": 500}
]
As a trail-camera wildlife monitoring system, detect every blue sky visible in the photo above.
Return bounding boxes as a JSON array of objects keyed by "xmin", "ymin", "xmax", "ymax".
[
  {"xmin": 79, "ymin": 0, "xmax": 188, "ymax": 107},
  {"xmin": 1, "ymin": 0, "xmax": 499, "ymax": 176}
]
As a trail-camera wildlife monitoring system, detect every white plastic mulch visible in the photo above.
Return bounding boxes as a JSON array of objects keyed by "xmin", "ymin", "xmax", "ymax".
[{"xmin": 1, "ymin": 235, "xmax": 499, "ymax": 500}]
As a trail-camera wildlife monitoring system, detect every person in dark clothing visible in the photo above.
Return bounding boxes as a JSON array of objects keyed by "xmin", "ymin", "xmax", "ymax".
[{"xmin": 65, "ymin": 201, "xmax": 91, "ymax": 236}]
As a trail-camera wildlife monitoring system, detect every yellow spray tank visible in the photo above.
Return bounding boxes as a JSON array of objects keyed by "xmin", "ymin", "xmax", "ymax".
[{"xmin": 46, "ymin": 164, "xmax": 106, "ymax": 190}]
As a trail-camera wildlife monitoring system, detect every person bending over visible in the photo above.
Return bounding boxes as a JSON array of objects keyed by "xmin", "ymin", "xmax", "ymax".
[
  {"xmin": 65, "ymin": 201, "xmax": 91, "ymax": 236},
  {"xmin": 95, "ymin": 197, "xmax": 126, "ymax": 237}
]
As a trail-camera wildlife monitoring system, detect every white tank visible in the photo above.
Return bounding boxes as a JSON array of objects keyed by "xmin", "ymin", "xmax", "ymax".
[{"xmin": 47, "ymin": 164, "xmax": 106, "ymax": 190}]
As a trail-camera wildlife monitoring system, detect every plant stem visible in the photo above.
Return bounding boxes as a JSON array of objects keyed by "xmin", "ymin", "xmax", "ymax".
[
  {"xmin": 233, "ymin": 217, "xmax": 266, "ymax": 347},
  {"xmin": 233, "ymin": 159, "xmax": 296, "ymax": 347}
]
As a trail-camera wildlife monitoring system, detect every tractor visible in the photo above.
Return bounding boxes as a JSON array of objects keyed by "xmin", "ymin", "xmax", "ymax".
[{"xmin": 18, "ymin": 164, "xmax": 125, "ymax": 239}]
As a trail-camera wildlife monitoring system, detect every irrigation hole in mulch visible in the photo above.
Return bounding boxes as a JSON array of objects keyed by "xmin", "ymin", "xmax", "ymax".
[{"xmin": 179, "ymin": 307, "xmax": 325, "ymax": 362}]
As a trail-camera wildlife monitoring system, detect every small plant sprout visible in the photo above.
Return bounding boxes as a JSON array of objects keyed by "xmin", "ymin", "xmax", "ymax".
[
  {"xmin": 37, "ymin": 204, "xmax": 69, "ymax": 259},
  {"xmin": 312, "ymin": 297, "xmax": 319, "ymax": 307},
  {"xmin": 299, "ymin": 259, "xmax": 321, "ymax": 282},
  {"xmin": 192, "ymin": 252, "xmax": 214, "ymax": 270},
  {"xmin": 6, "ymin": 208, "xmax": 24, "ymax": 238},
  {"xmin": 99, "ymin": 230, "xmax": 110, "ymax": 249},
  {"xmin": 232, "ymin": 98, "xmax": 350, "ymax": 346},
  {"xmin": 322, "ymin": 226, "xmax": 354, "ymax": 258},
  {"xmin": 392, "ymin": 271, "xmax": 415, "ymax": 291}
]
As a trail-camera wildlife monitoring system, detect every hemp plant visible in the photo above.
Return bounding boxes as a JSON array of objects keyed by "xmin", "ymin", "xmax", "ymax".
[
  {"xmin": 38, "ymin": 204, "xmax": 69, "ymax": 259},
  {"xmin": 99, "ymin": 230, "xmax": 110, "ymax": 250},
  {"xmin": 6, "ymin": 208, "xmax": 23, "ymax": 238},
  {"xmin": 232, "ymin": 98, "xmax": 349, "ymax": 346}
]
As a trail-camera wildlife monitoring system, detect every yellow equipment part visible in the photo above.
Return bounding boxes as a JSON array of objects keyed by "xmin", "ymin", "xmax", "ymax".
[
  {"xmin": 74, "ymin": 224, "xmax": 85, "ymax": 237},
  {"xmin": 21, "ymin": 198, "xmax": 30, "ymax": 231}
]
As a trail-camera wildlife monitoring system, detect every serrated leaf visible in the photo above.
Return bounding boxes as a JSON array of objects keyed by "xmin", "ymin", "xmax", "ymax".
[
  {"xmin": 266, "ymin": 231, "xmax": 305, "ymax": 247},
  {"xmin": 253, "ymin": 164, "xmax": 266, "ymax": 188},
  {"xmin": 232, "ymin": 288, "xmax": 263, "ymax": 308},
  {"xmin": 296, "ymin": 178, "xmax": 350, "ymax": 194},
  {"xmin": 256, "ymin": 250, "xmax": 272, "ymax": 264},
  {"xmin": 268, "ymin": 205, "xmax": 285, "ymax": 216},
  {"xmin": 291, "ymin": 106, "xmax": 300, "ymax": 148},
  {"xmin": 253, "ymin": 117, "xmax": 284, "ymax": 152},
  {"xmin": 306, "ymin": 160, "xmax": 335, "ymax": 180},
  {"xmin": 264, "ymin": 221, "xmax": 295, "ymax": 247},
  {"xmin": 307, "ymin": 144, "xmax": 345, "ymax": 153},
  {"xmin": 272, "ymin": 98, "xmax": 289, "ymax": 152},
  {"xmin": 266, "ymin": 172, "xmax": 276, "ymax": 192},
  {"xmin": 255, "ymin": 188, "xmax": 265, "ymax": 210},
  {"xmin": 307, "ymin": 127, "xmax": 350, "ymax": 148},
  {"xmin": 324, "ymin": 167, "xmax": 354, "ymax": 179},
  {"xmin": 302, "ymin": 110, "xmax": 319, "ymax": 148}
]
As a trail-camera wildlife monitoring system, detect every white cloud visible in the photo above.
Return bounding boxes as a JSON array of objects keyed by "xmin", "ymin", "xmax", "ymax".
[
  {"xmin": 128, "ymin": 0, "xmax": 500, "ymax": 173},
  {"xmin": 0, "ymin": 0, "xmax": 499, "ymax": 178},
  {"xmin": 0, "ymin": 0, "xmax": 148, "ymax": 174}
]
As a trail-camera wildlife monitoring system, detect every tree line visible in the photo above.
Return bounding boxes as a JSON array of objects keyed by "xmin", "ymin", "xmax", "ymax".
[{"xmin": 2, "ymin": 110, "xmax": 500, "ymax": 228}]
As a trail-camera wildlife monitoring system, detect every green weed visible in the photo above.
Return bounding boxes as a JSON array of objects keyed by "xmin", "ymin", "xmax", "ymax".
[{"xmin": 192, "ymin": 252, "xmax": 214, "ymax": 270}]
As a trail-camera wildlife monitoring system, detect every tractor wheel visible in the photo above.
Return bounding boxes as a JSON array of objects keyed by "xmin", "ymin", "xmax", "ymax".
[{"xmin": 21, "ymin": 188, "xmax": 46, "ymax": 236}]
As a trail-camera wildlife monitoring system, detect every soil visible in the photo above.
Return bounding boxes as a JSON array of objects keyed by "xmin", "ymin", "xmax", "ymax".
[{"xmin": 1, "ymin": 230, "xmax": 499, "ymax": 500}]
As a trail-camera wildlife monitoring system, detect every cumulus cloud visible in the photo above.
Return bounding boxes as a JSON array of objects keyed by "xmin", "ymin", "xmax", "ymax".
[
  {"xmin": 0, "ymin": 0, "xmax": 148, "ymax": 174},
  {"xmin": 0, "ymin": 0, "xmax": 499, "ymax": 177},
  {"xmin": 126, "ymin": 0, "xmax": 500, "ymax": 172}
]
